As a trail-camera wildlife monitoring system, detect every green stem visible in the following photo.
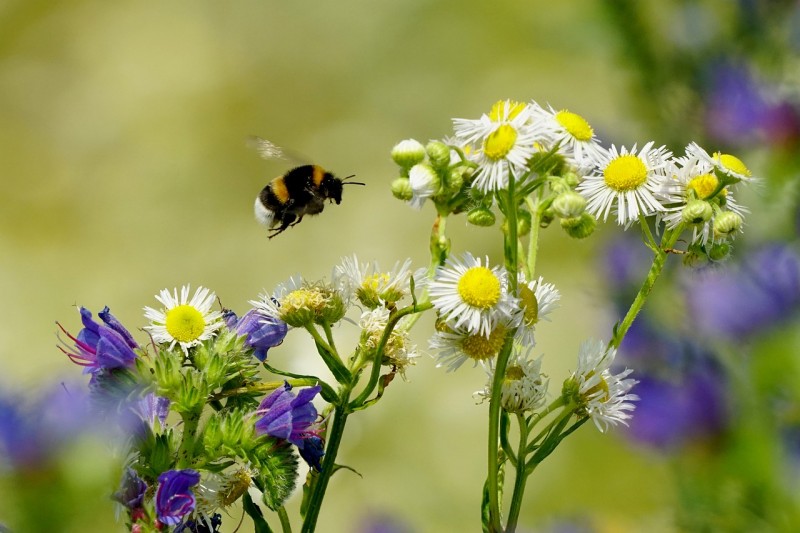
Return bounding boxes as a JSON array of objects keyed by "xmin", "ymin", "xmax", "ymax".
[
  {"xmin": 610, "ymin": 225, "xmax": 683, "ymax": 349},
  {"xmin": 301, "ymin": 391, "xmax": 351, "ymax": 533},
  {"xmin": 524, "ymin": 196, "xmax": 541, "ymax": 278},
  {"xmin": 177, "ymin": 409, "xmax": 201, "ymax": 468},
  {"xmin": 278, "ymin": 506, "xmax": 292, "ymax": 533},
  {"xmin": 304, "ymin": 324, "xmax": 351, "ymax": 383},
  {"xmin": 487, "ymin": 175, "xmax": 521, "ymax": 532},
  {"xmin": 321, "ymin": 322, "xmax": 338, "ymax": 358},
  {"xmin": 350, "ymin": 301, "xmax": 433, "ymax": 409},
  {"xmin": 526, "ymin": 403, "xmax": 575, "ymax": 453},
  {"xmin": 505, "ymin": 413, "xmax": 531, "ymax": 531}
]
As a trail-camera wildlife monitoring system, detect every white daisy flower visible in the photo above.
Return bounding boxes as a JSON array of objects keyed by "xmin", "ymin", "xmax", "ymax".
[
  {"xmin": 429, "ymin": 323, "xmax": 509, "ymax": 372},
  {"xmin": 577, "ymin": 142, "xmax": 672, "ymax": 226},
  {"xmin": 195, "ymin": 468, "xmax": 254, "ymax": 528},
  {"xmin": 569, "ymin": 339, "xmax": 638, "ymax": 433},
  {"xmin": 407, "ymin": 163, "xmax": 440, "ymax": 210},
  {"xmin": 144, "ymin": 285, "xmax": 223, "ymax": 354},
  {"xmin": 529, "ymin": 101, "xmax": 604, "ymax": 168},
  {"xmin": 335, "ymin": 255, "xmax": 414, "ymax": 308},
  {"xmin": 660, "ymin": 155, "xmax": 748, "ymax": 245},
  {"xmin": 360, "ymin": 307, "xmax": 418, "ymax": 379},
  {"xmin": 515, "ymin": 275, "xmax": 561, "ymax": 347},
  {"xmin": 428, "ymin": 253, "xmax": 518, "ymax": 337},
  {"xmin": 685, "ymin": 141, "xmax": 756, "ymax": 184},
  {"xmin": 453, "ymin": 100, "xmax": 542, "ymax": 192},
  {"xmin": 475, "ymin": 346, "xmax": 548, "ymax": 413}
]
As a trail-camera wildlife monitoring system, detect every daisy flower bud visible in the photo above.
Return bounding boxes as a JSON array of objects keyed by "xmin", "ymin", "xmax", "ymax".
[
  {"xmin": 467, "ymin": 206, "xmax": 496, "ymax": 227},
  {"xmin": 681, "ymin": 199, "xmax": 713, "ymax": 225},
  {"xmin": 713, "ymin": 210, "xmax": 743, "ymax": 239},
  {"xmin": 426, "ymin": 140, "xmax": 451, "ymax": 168},
  {"xmin": 552, "ymin": 191, "xmax": 587, "ymax": 219},
  {"xmin": 707, "ymin": 241, "xmax": 732, "ymax": 262},
  {"xmin": 391, "ymin": 138, "xmax": 426, "ymax": 168},
  {"xmin": 560, "ymin": 213, "xmax": 596, "ymax": 239},
  {"xmin": 391, "ymin": 177, "xmax": 413, "ymax": 201},
  {"xmin": 408, "ymin": 163, "xmax": 440, "ymax": 210}
]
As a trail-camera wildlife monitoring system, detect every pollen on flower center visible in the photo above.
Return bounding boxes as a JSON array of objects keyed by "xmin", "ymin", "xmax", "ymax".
[
  {"xmin": 457, "ymin": 267, "xmax": 501, "ymax": 309},
  {"xmin": 489, "ymin": 100, "xmax": 526, "ymax": 121},
  {"xmin": 483, "ymin": 124, "xmax": 518, "ymax": 161},
  {"xmin": 603, "ymin": 154, "xmax": 648, "ymax": 192},
  {"xmin": 363, "ymin": 273, "xmax": 390, "ymax": 292},
  {"xmin": 715, "ymin": 152, "xmax": 752, "ymax": 177},
  {"xmin": 461, "ymin": 326, "xmax": 506, "ymax": 361},
  {"xmin": 584, "ymin": 371, "xmax": 610, "ymax": 402},
  {"xmin": 518, "ymin": 285, "xmax": 539, "ymax": 325},
  {"xmin": 505, "ymin": 364, "xmax": 525, "ymax": 381},
  {"xmin": 165, "ymin": 305, "xmax": 206, "ymax": 343},
  {"xmin": 556, "ymin": 110, "xmax": 593, "ymax": 141},
  {"xmin": 282, "ymin": 288, "xmax": 325, "ymax": 313},
  {"xmin": 688, "ymin": 173, "xmax": 719, "ymax": 199}
]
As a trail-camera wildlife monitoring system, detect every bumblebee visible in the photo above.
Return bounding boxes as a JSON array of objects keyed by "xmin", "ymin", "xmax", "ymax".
[{"xmin": 250, "ymin": 137, "xmax": 364, "ymax": 238}]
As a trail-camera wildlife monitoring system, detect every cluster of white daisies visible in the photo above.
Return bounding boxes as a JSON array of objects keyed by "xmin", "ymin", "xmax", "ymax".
[{"xmin": 406, "ymin": 99, "xmax": 755, "ymax": 245}]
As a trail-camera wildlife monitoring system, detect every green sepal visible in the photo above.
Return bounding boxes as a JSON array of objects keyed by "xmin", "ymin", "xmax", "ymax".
[
  {"xmin": 136, "ymin": 431, "xmax": 176, "ymax": 480},
  {"xmin": 242, "ymin": 491, "xmax": 273, "ymax": 533},
  {"xmin": 250, "ymin": 439, "xmax": 300, "ymax": 511}
]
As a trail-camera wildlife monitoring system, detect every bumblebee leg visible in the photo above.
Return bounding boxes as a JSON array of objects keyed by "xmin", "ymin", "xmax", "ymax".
[
  {"xmin": 267, "ymin": 213, "xmax": 297, "ymax": 239},
  {"xmin": 288, "ymin": 215, "xmax": 305, "ymax": 228}
]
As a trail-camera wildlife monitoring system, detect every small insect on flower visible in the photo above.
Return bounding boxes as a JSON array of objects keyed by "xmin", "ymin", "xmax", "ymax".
[{"xmin": 248, "ymin": 136, "xmax": 365, "ymax": 238}]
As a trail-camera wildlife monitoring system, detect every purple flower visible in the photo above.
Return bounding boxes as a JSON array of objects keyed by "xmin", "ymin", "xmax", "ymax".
[
  {"xmin": 113, "ymin": 468, "xmax": 148, "ymax": 510},
  {"xmin": 0, "ymin": 384, "xmax": 94, "ymax": 469},
  {"xmin": 156, "ymin": 469, "xmax": 201, "ymax": 527},
  {"xmin": 703, "ymin": 63, "xmax": 768, "ymax": 146},
  {"xmin": 58, "ymin": 306, "xmax": 138, "ymax": 374},
  {"xmin": 224, "ymin": 308, "xmax": 288, "ymax": 361},
  {"xmin": 255, "ymin": 382, "xmax": 323, "ymax": 468},
  {"xmin": 685, "ymin": 244, "xmax": 800, "ymax": 340},
  {"xmin": 135, "ymin": 392, "xmax": 171, "ymax": 428},
  {"xmin": 626, "ymin": 371, "xmax": 727, "ymax": 450}
]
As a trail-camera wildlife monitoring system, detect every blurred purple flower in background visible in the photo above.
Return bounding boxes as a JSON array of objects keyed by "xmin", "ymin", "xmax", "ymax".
[
  {"xmin": 0, "ymin": 383, "xmax": 95, "ymax": 469},
  {"xmin": 685, "ymin": 244, "xmax": 800, "ymax": 340},
  {"xmin": 357, "ymin": 513, "xmax": 414, "ymax": 533},
  {"xmin": 224, "ymin": 308, "xmax": 288, "ymax": 361}
]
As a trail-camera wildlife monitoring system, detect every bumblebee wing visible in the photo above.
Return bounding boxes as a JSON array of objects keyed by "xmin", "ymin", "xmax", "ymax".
[{"xmin": 247, "ymin": 136, "xmax": 287, "ymax": 161}]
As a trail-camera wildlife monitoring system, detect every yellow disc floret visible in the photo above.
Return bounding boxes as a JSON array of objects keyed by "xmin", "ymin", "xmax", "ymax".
[
  {"xmin": 687, "ymin": 173, "xmax": 720, "ymax": 199},
  {"xmin": 715, "ymin": 152, "xmax": 752, "ymax": 178},
  {"xmin": 518, "ymin": 285, "xmax": 539, "ymax": 325},
  {"xmin": 489, "ymin": 100, "xmax": 526, "ymax": 121},
  {"xmin": 461, "ymin": 326, "xmax": 507, "ymax": 362},
  {"xmin": 483, "ymin": 125, "xmax": 518, "ymax": 161},
  {"xmin": 583, "ymin": 370, "xmax": 610, "ymax": 402},
  {"xmin": 556, "ymin": 110, "xmax": 594, "ymax": 141},
  {"xmin": 165, "ymin": 305, "xmax": 206, "ymax": 343},
  {"xmin": 603, "ymin": 154, "xmax": 648, "ymax": 192},
  {"xmin": 458, "ymin": 267, "xmax": 501, "ymax": 309}
]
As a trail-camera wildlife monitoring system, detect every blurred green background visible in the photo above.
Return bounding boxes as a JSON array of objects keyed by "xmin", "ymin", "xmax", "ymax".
[{"xmin": 2, "ymin": 1, "xmax": 798, "ymax": 532}]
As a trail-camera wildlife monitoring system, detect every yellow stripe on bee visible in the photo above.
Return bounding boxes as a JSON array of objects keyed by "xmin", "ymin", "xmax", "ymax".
[
  {"xmin": 271, "ymin": 176, "xmax": 290, "ymax": 204},
  {"xmin": 312, "ymin": 165, "xmax": 325, "ymax": 187}
]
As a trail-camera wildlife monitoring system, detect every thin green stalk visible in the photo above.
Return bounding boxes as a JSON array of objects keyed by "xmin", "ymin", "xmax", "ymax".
[
  {"xmin": 610, "ymin": 225, "xmax": 683, "ymax": 349},
  {"xmin": 487, "ymin": 175, "xmax": 521, "ymax": 532},
  {"xmin": 526, "ymin": 404, "xmax": 575, "ymax": 453},
  {"xmin": 321, "ymin": 322, "xmax": 338, "ymax": 359},
  {"xmin": 524, "ymin": 196, "xmax": 541, "ymax": 278},
  {"xmin": 304, "ymin": 324, "xmax": 351, "ymax": 383},
  {"xmin": 505, "ymin": 413, "xmax": 531, "ymax": 531},
  {"xmin": 301, "ymin": 391, "xmax": 351, "ymax": 533},
  {"xmin": 350, "ymin": 301, "xmax": 432, "ymax": 409},
  {"xmin": 278, "ymin": 506, "xmax": 292, "ymax": 533}
]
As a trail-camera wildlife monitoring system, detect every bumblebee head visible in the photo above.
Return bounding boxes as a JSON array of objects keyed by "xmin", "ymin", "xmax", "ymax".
[{"xmin": 322, "ymin": 174, "xmax": 364, "ymax": 204}]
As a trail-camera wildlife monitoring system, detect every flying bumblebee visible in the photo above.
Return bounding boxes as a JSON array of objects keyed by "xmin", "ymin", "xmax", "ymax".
[{"xmin": 249, "ymin": 136, "xmax": 365, "ymax": 238}]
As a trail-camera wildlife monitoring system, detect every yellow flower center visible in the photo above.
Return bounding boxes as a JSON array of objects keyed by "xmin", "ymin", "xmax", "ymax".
[
  {"xmin": 714, "ymin": 152, "xmax": 752, "ymax": 178},
  {"xmin": 555, "ymin": 110, "xmax": 593, "ymax": 141},
  {"xmin": 687, "ymin": 173, "xmax": 719, "ymax": 199},
  {"xmin": 483, "ymin": 125, "xmax": 518, "ymax": 161},
  {"xmin": 488, "ymin": 100, "xmax": 526, "ymax": 121},
  {"xmin": 505, "ymin": 364, "xmax": 525, "ymax": 381},
  {"xmin": 584, "ymin": 371, "xmax": 610, "ymax": 402},
  {"xmin": 165, "ymin": 305, "xmax": 206, "ymax": 343},
  {"xmin": 282, "ymin": 288, "xmax": 325, "ymax": 315},
  {"xmin": 363, "ymin": 273, "xmax": 390, "ymax": 292},
  {"xmin": 603, "ymin": 154, "xmax": 648, "ymax": 192},
  {"xmin": 457, "ymin": 266, "xmax": 501, "ymax": 309},
  {"xmin": 518, "ymin": 285, "xmax": 539, "ymax": 325},
  {"xmin": 461, "ymin": 326, "xmax": 507, "ymax": 361},
  {"xmin": 220, "ymin": 469, "xmax": 253, "ymax": 507}
]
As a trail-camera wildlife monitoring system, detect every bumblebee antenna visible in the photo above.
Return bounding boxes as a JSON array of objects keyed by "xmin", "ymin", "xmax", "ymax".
[{"xmin": 342, "ymin": 175, "xmax": 366, "ymax": 186}]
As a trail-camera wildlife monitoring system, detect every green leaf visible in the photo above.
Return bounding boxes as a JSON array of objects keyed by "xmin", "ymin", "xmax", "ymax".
[
  {"xmin": 251, "ymin": 439, "xmax": 300, "ymax": 511},
  {"xmin": 481, "ymin": 480, "xmax": 492, "ymax": 533},
  {"xmin": 243, "ymin": 491, "xmax": 273, "ymax": 533}
]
